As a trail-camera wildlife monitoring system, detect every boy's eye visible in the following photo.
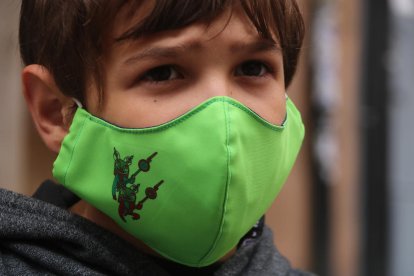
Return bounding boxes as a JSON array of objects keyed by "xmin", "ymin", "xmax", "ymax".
[
  {"xmin": 235, "ymin": 61, "xmax": 269, "ymax": 77},
  {"xmin": 141, "ymin": 65, "xmax": 181, "ymax": 82}
]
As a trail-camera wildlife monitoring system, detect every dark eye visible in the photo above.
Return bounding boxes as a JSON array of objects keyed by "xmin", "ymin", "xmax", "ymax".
[
  {"xmin": 141, "ymin": 65, "xmax": 181, "ymax": 82},
  {"xmin": 235, "ymin": 61, "xmax": 268, "ymax": 77}
]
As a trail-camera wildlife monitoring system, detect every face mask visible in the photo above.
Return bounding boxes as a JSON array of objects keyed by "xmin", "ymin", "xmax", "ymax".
[{"xmin": 53, "ymin": 96, "xmax": 305, "ymax": 267}]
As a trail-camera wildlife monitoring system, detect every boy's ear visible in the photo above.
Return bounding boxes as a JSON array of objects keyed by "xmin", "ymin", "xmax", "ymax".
[{"xmin": 22, "ymin": 65, "xmax": 73, "ymax": 153}]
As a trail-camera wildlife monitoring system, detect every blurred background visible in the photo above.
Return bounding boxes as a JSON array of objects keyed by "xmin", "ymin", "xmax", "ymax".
[{"xmin": 1, "ymin": 0, "xmax": 413, "ymax": 275}]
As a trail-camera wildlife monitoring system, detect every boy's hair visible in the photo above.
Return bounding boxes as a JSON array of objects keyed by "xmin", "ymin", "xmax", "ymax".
[{"xmin": 19, "ymin": 0, "xmax": 305, "ymax": 106}]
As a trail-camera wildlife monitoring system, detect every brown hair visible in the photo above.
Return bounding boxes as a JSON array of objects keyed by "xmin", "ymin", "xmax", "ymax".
[{"xmin": 19, "ymin": 0, "xmax": 304, "ymax": 106}]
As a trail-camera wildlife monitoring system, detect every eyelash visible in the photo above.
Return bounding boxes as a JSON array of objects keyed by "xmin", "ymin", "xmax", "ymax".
[
  {"xmin": 235, "ymin": 60, "xmax": 274, "ymax": 77},
  {"xmin": 138, "ymin": 60, "xmax": 274, "ymax": 84},
  {"xmin": 140, "ymin": 65, "xmax": 183, "ymax": 84}
]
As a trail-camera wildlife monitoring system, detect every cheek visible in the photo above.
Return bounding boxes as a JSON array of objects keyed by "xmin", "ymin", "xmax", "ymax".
[
  {"xmin": 89, "ymin": 90, "xmax": 286, "ymax": 129},
  {"xmin": 233, "ymin": 82, "xmax": 287, "ymax": 126},
  {"xmin": 263, "ymin": 96, "xmax": 287, "ymax": 126},
  {"xmin": 92, "ymin": 89, "xmax": 199, "ymax": 128},
  {"xmin": 247, "ymin": 94, "xmax": 286, "ymax": 126}
]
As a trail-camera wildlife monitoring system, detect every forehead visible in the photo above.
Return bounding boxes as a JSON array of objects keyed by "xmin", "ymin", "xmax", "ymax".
[
  {"xmin": 119, "ymin": 10, "xmax": 251, "ymax": 42},
  {"xmin": 105, "ymin": 8, "xmax": 280, "ymax": 70},
  {"xmin": 108, "ymin": 1, "xmax": 279, "ymax": 47}
]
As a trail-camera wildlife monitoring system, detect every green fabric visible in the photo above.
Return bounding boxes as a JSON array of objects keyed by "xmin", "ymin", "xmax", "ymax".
[{"xmin": 53, "ymin": 96, "xmax": 304, "ymax": 267}]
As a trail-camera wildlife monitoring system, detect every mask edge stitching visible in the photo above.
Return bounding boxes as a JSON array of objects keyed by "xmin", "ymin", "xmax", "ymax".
[
  {"xmin": 227, "ymin": 100, "xmax": 287, "ymax": 131},
  {"xmin": 86, "ymin": 98, "xmax": 220, "ymax": 134},
  {"xmin": 198, "ymin": 100, "xmax": 232, "ymax": 265},
  {"xmin": 84, "ymin": 97, "xmax": 287, "ymax": 134}
]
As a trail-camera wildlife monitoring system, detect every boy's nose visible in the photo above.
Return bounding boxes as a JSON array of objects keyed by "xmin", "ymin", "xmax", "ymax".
[{"xmin": 197, "ymin": 72, "xmax": 236, "ymax": 100}]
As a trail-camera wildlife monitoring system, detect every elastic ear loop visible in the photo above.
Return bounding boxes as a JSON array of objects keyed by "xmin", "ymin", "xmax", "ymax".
[
  {"xmin": 72, "ymin": 98, "xmax": 83, "ymax": 109},
  {"xmin": 281, "ymin": 93, "xmax": 289, "ymax": 126}
]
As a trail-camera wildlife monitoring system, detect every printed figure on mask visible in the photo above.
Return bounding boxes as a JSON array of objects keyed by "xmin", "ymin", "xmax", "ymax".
[
  {"xmin": 112, "ymin": 147, "xmax": 162, "ymax": 222},
  {"xmin": 112, "ymin": 148, "xmax": 140, "ymax": 221}
]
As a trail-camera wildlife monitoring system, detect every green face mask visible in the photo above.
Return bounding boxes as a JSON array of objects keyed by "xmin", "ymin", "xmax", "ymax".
[{"xmin": 53, "ymin": 96, "xmax": 304, "ymax": 267}]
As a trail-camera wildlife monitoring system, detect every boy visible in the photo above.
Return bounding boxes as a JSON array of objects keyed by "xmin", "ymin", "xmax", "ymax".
[{"xmin": 0, "ymin": 0, "xmax": 312, "ymax": 275}]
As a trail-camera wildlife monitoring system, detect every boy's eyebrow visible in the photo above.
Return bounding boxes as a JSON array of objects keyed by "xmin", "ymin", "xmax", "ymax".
[
  {"xmin": 124, "ymin": 43, "xmax": 200, "ymax": 65},
  {"xmin": 230, "ymin": 40, "xmax": 281, "ymax": 53},
  {"xmin": 123, "ymin": 40, "xmax": 280, "ymax": 66}
]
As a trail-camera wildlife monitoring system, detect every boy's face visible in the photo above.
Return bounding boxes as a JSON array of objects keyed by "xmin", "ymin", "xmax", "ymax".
[{"xmin": 86, "ymin": 4, "xmax": 286, "ymax": 128}]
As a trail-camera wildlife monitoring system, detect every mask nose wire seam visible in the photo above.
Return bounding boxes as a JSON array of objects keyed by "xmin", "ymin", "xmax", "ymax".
[{"xmin": 198, "ymin": 98, "xmax": 232, "ymax": 265}]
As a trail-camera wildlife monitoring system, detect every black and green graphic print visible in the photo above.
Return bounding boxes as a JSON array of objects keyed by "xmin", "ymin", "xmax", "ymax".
[{"xmin": 112, "ymin": 147, "xmax": 164, "ymax": 222}]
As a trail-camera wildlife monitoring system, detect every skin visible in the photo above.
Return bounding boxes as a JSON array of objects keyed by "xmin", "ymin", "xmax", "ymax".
[{"xmin": 22, "ymin": 2, "xmax": 286, "ymax": 265}]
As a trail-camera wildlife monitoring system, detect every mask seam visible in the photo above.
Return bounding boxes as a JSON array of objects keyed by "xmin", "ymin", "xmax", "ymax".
[
  {"xmin": 61, "ymin": 114, "xmax": 88, "ymax": 185},
  {"xmin": 85, "ymin": 97, "xmax": 286, "ymax": 134},
  {"xmin": 198, "ymin": 100, "xmax": 232, "ymax": 265}
]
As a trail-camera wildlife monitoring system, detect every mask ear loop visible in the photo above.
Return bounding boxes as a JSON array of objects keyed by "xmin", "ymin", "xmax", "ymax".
[
  {"xmin": 72, "ymin": 98, "xmax": 83, "ymax": 109},
  {"xmin": 281, "ymin": 93, "xmax": 289, "ymax": 126}
]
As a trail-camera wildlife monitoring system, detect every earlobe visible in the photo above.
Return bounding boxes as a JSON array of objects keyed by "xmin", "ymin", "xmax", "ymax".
[{"xmin": 22, "ymin": 65, "xmax": 72, "ymax": 153}]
